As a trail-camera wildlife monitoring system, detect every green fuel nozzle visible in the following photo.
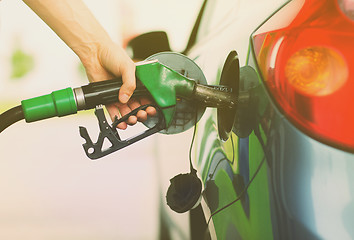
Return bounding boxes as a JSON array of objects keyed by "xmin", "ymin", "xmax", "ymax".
[{"xmin": 9, "ymin": 53, "xmax": 237, "ymax": 159}]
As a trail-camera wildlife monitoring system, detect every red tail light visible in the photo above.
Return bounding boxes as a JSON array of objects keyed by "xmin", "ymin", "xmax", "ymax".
[{"xmin": 252, "ymin": 0, "xmax": 354, "ymax": 151}]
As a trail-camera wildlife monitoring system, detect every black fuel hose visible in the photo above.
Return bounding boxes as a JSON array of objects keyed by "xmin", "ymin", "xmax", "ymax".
[{"xmin": 0, "ymin": 105, "xmax": 25, "ymax": 133}]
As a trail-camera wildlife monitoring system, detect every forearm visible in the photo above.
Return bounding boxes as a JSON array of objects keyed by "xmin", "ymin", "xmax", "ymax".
[{"xmin": 22, "ymin": 0, "xmax": 112, "ymax": 65}]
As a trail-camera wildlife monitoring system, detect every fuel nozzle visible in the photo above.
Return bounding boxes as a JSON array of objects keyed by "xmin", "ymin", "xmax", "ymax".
[{"xmin": 16, "ymin": 52, "xmax": 239, "ymax": 159}]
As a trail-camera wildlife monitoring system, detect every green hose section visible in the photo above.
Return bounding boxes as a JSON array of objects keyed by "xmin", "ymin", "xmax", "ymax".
[{"xmin": 21, "ymin": 87, "xmax": 77, "ymax": 123}]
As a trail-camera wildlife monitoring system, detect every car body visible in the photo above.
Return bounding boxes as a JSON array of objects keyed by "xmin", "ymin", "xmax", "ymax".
[{"xmin": 128, "ymin": 0, "xmax": 354, "ymax": 239}]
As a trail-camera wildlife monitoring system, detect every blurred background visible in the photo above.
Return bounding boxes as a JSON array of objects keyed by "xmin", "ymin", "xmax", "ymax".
[{"xmin": 0, "ymin": 0, "xmax": 203, "ymax": 239}]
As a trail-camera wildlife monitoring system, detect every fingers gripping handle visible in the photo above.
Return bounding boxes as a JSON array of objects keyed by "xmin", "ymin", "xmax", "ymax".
[
  {"xmin": 80, "ymin": 105, "xmax": 165, "ymax": 160},
  {"xmin": 78, "ymin": 78, "xmax": 148, "ymax": 110}
]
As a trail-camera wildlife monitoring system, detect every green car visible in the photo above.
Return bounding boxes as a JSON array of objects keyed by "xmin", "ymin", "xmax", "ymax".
[{"xmin": 128, "ymin": 0, "xmax": 354, "ymax": 239}]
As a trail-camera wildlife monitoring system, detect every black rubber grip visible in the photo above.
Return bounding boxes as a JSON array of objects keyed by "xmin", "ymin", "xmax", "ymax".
[
  {"xmin": 81, "ymin": 78, "xmax": 149, "ymax": 109},
  {"xmin": 0, "ymin": 105, "xmax": 25, "ymax": 133}
]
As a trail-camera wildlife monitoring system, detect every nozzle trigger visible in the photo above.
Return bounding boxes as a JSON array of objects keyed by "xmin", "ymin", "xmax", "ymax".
[{"xmin": 80, "ymin": 105, "xmax": 165, "ymax": 159}]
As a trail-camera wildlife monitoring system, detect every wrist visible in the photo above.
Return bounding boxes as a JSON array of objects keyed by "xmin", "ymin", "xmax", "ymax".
[
  {"xmin": 76, "ymin": 39, "xmax": 118, "ymax": 82},
  {"xmin": 73, "ymin": 40, "xmax": 104, "ymax": 75},
  {"xmin": 74, "ymin": 41, "xmax": 99, "ymax": 64},
  {"xmin": 73, "ymin": 37, "xmax": 107, "ymax": 63}
]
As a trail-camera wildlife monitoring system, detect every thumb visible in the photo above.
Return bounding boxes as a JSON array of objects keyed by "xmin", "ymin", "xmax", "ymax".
[
  {"xmin": 98, "ymin": 43, "xmax": 136, "ymax": 104},
  {"xmin": 119, "ymin": 62, "xmax": 136, "ymax": 104}
]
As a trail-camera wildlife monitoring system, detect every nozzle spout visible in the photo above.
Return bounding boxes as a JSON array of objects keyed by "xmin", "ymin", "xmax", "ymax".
[{"xmin": 193, "ymin": 84, "xmax": 237, "ymax": 109}]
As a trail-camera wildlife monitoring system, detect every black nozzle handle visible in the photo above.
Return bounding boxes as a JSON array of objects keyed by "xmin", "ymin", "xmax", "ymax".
[
  {"xmin": 80, "ymin": 104, "xmax": 165, "ymax": 159},
  {"xmin": 75, "ymin": 77, "xmax": 150, "ymax": 110}
]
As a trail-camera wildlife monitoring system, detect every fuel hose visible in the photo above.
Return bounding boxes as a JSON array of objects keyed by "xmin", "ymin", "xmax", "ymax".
[{"xmin": 0, "ymin": 105, "xmax": 25, "ymax": 133}]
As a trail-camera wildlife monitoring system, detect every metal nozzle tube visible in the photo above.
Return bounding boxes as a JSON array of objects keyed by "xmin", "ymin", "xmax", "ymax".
[{"xmin": 193, "ymin": 84, "xmax": 237, "ymax": 109}]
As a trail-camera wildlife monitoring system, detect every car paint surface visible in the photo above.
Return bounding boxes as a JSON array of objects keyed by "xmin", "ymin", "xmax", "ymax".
[{"xmin": 185, "ymin": 0, "xmax": 354, "ymax": 239}]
